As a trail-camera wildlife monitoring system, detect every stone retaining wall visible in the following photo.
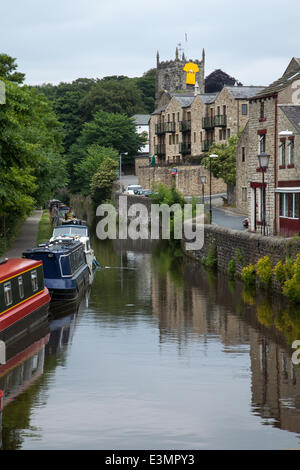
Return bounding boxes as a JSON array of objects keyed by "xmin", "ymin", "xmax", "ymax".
[{"xmin": 184, "ymin": 224, "xmax": 300, "ymax": 291}]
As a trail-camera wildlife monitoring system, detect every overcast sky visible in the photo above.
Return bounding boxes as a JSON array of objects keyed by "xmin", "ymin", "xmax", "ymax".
[{"xmin": 1, "ymin": 0, "xmax": 299, "ymax": 87}]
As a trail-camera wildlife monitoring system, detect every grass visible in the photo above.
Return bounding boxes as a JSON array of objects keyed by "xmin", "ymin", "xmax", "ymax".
[{"xmin": 36, "ymin": 209, "xmax": 53, "ymax": 244}]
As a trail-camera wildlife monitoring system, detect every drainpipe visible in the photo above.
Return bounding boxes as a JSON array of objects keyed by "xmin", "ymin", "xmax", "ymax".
[{"xmin": 274, "ymin": 95, "xmax": 278, "ymax": 235}]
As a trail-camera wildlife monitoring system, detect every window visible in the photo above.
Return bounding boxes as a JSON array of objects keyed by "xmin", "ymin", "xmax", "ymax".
[
  {"xmin": 288, "ymin": 139, "xmax": 294, "ymax": 165},
  {"xmin": 31, "ymin": 270, "xmax": 38, "ymax": 292},
  {"xmin": 242, "ymin": 187, "xmax": 247, "ymax": 202},
  {"xmin": 169, "ymin": 134, "xmax": 172, "ymax": 145},
  {"xmin": 242, "ymin": 147, "xmax": 246, "ymax": 162},
  {"xmin": 175, "ymin": 134, "xmax": 178, "ymax": 144},
  {"xmin": 217, "ymin": 106, "xmax": 220, "ymax": 115},
  {"xmin": 18, "ymin": 276, "xmax": 24, "ymax": 299},
  {"xmin": 242, "ymin": 104, "xmax": 248, "ymax": 115},
  {"xmin": 194, "ymin": 132, "xmax": 196, "ymax": 143},
  {"xmin": 177, "ymin": 112, "xmax": 180, "ymax": 121},
  {"xmin": 280, "ymin": 140, "xmax": 286, "ymax": 166},
  {"xmin": 223, "ymin": 105, "xmax": 227, "ymax": 115},
  {"xmin": 280, "ymin": 193, "xmax": 299, "ymax": 219},
  {"xmin": 4, "ymin": 281, "xmax": 12, "ymax": 306},
  {"xmin": 219, "ymin": 129, "xmax": 222, "ymax": 140},
  {"xmin": 227, "ymin": 129, "xmax": 231, "ymax": 139},
  {"xmin": 259, "ymin": 134, "xmax": 266, "ymax": 153},
  {"xmin": 260, "ymin": 101, "xmax": 264, "ymax": 119}
]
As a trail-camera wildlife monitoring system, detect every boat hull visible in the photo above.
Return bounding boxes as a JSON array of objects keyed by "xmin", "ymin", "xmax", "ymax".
[{"xmin": 47, "ymin": 265, "xmax": 90, "ymax": 302}]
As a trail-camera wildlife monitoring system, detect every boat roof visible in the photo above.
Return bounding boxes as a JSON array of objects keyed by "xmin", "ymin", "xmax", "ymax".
[
  {"xmin": 0, "ymin": 258, "xmax": 43, "ymax": 283},
  {"xmin": 54, "ymin": 224, "xmax": 88, "ymax": 229},
  {"xmin": 23, "ymin": 239, "xmax": 83, "ymax": 255}
]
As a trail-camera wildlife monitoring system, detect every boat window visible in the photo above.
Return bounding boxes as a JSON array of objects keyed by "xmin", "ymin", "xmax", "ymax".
[
  {"xmin": 4, "ymin": 282, "xmax": 13, "ymax": 306},
  {"xmin": 31, "ymin": 270, "xmax": 38, "ymax": 292},
  {"xmin": 18, "ymin": 276, "xmax": 24, "ymax": 299}
]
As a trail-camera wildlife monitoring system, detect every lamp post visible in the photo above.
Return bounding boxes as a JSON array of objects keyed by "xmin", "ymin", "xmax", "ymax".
[
  {"xmin": 257, "ymin": 152, "xmax": 270, "ymax": 236},
  {"xmin": 200, "ymin": 174, "xmax": 207, "ymax": 205},
  {"xmin": 119, "ymin": 152, "xmax": 128, "ymax": 192},
  {"xmin": 209, "ymin": 154, "xmax": 218, "ymax": 224}
]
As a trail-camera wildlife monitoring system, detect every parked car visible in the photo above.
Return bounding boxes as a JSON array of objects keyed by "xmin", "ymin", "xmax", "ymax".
[
  {"xmin": 125, "ymin": 185, "xmax": 143, "ymax": 195},
  {"xmin": 243, "ymin": 217, "xmax": 249, "ymax": 228},
  {"xmin": 142, "ymin": 189, "xmax": 152, "ymax": 197}
]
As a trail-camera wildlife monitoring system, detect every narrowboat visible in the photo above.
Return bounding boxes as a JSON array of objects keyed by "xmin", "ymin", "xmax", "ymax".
[
  {"xmin": 0, "ymin": 257, "xmax": 50, "ymax": 350},
  {"xmin": 50, "ymin": 224, "xmax": 99, "ymax": 283},
  {"xmin": 23, "ymin": 239, "xmax": 89, "ymax": 302}
]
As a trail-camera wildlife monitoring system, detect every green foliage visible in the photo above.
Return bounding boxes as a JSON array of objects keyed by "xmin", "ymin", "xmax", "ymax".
[
  {"xmin": 150, "ymin": 183, "xmax": 185, "ymax": 207},
  {"xmin": 90, "ymin": 157, "xmax": 118, "ymax": 203},
  {"xmin": 255, "ymin": 256, "xmax": 273, "ymax": 286},
  {"xmin": 257, "ymin": 298, "xmax": 274, "ymax": 327},
  {"xmin": 282, "ymin": 254, "xmax": 300, "ymax": 303},
  {"xmin": 73, "ymin": 145, "xmax": 119, "ymax": 195},
  {"xmin": 0, "ymin": 53, "xmax": 25, "ymax": 83},
  {"xmin": 235, "ymin": 248, "xmax": 245, "ymax": 265},
  {"xmin": 201, "ymin": 133, "xmax": 242, "ymax": 185},
  {"xmin": 67, "ymin": 110, "xmax": 145, "ymax": 191},
  {"xmin": 228, "ymin": 258, "xmax": 236, "ymax": 278},
  {"xmin": 274, "ymin": 260, "xmax": 287, "ymax": 286},
  {"xmin": 203, "ymin": 240, "xmax": 217, "ymax": 269},
  {"xmin": 241, "ymin": 264, "xmax": 256, "ymax": 286}
]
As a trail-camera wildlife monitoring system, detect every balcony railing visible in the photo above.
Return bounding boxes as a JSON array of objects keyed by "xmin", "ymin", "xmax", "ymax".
[
  {"xmin": 179, "ymin": 142, "xmax": 191, "ymax": 155},
  {"xmin": 201, "ymin": 140, "xmax": 215, "ymax": 152},
  {"xmin": 155, "ymin": 123, "xmax": 165, "ymax": 135},
  {"xmin": 214, "ymin": 115, "xmax": 227, "ymax": 127},
  {"xmin": 155, "ymin": 144, "xmax": 166, "ymax": 157},
  {"xmin": 202, "ymin": 116, "xmax": 214, "ymax": 130},
  {"xmin": 164, "ymin": 122, "xmax": 175, "ymax": 133},
  {"xmin": 179, "ymin": 120, "xmax": 191, "ymax": 132}
]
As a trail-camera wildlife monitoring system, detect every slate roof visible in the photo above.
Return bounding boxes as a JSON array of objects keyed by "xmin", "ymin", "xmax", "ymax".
[
  {"xmin": 279, "ymin": 105, "xmax": 300, "ymax": 134},
  {"xmin": 173, "ymin": 95, "xmax": 195, "ymax": 107},
  {"xmin": 225, "ymin": 86, "xmax": 265, "ymax": 99},
  {"xmin": 151, "ymin": 105, "xmax": 168, "ymax": 115},
  {"xmin": 252, "ymin": 69, "xmax": 300, "ymax": 99},
  {"xmin": 132, "ymin": 114, "xmax": 150, "ymax": 125},
  {"xmin": 198, "ymin": 93, "xmax": 218, "ymax": 104}
]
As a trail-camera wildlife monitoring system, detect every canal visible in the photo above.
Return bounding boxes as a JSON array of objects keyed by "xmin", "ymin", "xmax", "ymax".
[{"xmin": 1, "ymin": 237, "xmax": 300, "ymax": 450}]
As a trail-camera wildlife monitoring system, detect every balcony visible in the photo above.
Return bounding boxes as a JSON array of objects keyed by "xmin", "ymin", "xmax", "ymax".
[
  {"xmin": 179, "ymin": 120, "xmax": 191, "ymax": 132},
  {"xmin": 202, "ymin": 116, "xmax": 214, "ymax": 130},
  {"xmin": 155, "ymin": 123, "xmax": 165, "ymax": 135},
  {"xmin": 201, "ymin": 140, "xmax": 215, "ymax": 152},
  {"xmin": 214, "ymin": 115, "xmax": 227, "ymax": 127},
  {"xmin": 155, "ymin": 144, "xmax": 166, "ymax": 157},
  {"xmin": 179, "ymin": 142, "xmax": 191, "ymax": 155},
  {"xmin": 164, "ymin": 122, "xmax": 175, "ymax": 133}
]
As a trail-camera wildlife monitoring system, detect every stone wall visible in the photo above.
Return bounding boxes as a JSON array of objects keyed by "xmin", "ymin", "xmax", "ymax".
[
  {"xmin": 137, "ymin": 164, "xmax": 227, "ymax": 196},
  {"xmin": 184, "ymin": 223, "xmax": 300, "ymax": 291}
]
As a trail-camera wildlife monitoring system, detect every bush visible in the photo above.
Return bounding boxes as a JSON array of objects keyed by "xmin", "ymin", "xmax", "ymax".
[
  {"xmin": 206, "ymin": 240, "xmax": 217, "ymax": 268},
  {"xmin": 274, "ymin": 260, "xmax": 287, "ymax": 286},
  {"xmin": 255, "ymin": 256, "xmax": 273, "ymax": 286},
  {"xmin": 241, "ymin": 264, "xmax": 256, "ymax": 286},
  {"xmin": 228, "ymin": 258, "xmax": 236, "ymax": 278},
  {"xmin": 282, "ymin": 254, "xmax": 300, "ymax": 303}
]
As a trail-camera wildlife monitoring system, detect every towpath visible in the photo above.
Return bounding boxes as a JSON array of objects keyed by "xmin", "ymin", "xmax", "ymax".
[{"xmin": 5, "ymin": 210, "xmax": 43, "ymax": 258}]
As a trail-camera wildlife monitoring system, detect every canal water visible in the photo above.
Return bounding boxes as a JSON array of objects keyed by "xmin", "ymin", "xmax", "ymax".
[{"xmin": 1, "ymin": 237, "xmax": 300, "ymax": 450}]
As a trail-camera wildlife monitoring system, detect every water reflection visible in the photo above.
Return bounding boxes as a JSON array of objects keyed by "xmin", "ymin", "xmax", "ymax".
[{"xmin": 1, "ymin": 235, "xmax": 300, "ymax": 449}]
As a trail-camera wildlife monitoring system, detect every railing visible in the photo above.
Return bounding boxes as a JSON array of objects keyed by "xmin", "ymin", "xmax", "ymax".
[
  {"xmin": 154, "ymin": 144, "xmax": 166, "ymax": 157},
  {"xmin": 202, "ymin": 116, "xmax": 214, "ymax": 130},
  {"xmin": 164, "ymin": 122, "xmax": 175, "ymax": 133},
  {"xmin": 179, "ymin": 142, "xmax": 191, "ymax": 155},
  {"xmin": 179, "ymin": 120, "xmax": 191, "ymax": 132},
  {"xmin": 155, "ymin": 123, "xmax": 165, "ymax": 135},
  {"xmin": 201, "ymin": 140, "xmax": 215, "ymax": 152},
  {"xmin": 214, "ymin": 115, "xmax": 227, "ymax": 127}
]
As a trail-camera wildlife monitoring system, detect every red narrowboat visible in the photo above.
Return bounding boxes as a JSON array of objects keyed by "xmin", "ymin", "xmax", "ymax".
[{"xmin": 0, "ymin": 257, "xmax": 50, "ymax": 357}]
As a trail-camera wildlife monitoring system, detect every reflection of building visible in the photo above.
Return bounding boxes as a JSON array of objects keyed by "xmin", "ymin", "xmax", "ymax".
[{"xmin": 151, "ymin": 259, "xmax": 300, "ymax": 434}]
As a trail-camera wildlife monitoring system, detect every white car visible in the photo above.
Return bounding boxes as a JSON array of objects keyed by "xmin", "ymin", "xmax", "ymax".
[{"xmin": 124, "ymin": 185, "xmax": 142, "ymax": 195}]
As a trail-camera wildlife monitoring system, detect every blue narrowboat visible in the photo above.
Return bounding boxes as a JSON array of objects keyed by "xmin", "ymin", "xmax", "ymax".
[{"xmin": 22, "ymin": 239, "xmax": 89, "ymax": 302}]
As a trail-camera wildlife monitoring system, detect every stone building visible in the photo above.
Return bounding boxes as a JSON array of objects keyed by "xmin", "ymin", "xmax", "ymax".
[
  {"xmin": 155, "ymin": 48, "xmax": 205, "ymax": 107},
  {"xmin": 245, "ymin": 58, "xmax": 300, "ymax": 236}
]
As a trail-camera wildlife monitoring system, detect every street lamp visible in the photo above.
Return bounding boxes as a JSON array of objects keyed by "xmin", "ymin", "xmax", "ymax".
[
  {"xmin": 119, "ymin": 152, "xmax": 128, "ymax": 192},
  {"xmin": 257, "ymin": 152, "xmax": 270, "ymax": 236},
  {"xmin": 209, "ymin": 154, "xmax": 218, "ymax": 224},
  {"xmin": 200, "ymin": 174, "xmax": 207, "ymax": 205}
]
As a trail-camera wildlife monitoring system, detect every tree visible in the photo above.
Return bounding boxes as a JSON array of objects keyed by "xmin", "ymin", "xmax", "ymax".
[
  {"xmin": 201, "ymin": 133, "xmax": 242, "ymax": 185},
  {"xmin": 73, "ymin": 145, "xmax": 118, "ymax": 195},
  {"xmin": 79, "ymin": 78, "xmax": 147, "ymax": 122},
  {"xmin": 90, "ymin": 157, "xmax": 119, "ymax": 203},
  {"xmin": 0, "ymin": 54, "xmax": 25, "ymax": 84},
  {"xmin": 66, "ymin": 110, "xmax": 146, "ymax": 190}
]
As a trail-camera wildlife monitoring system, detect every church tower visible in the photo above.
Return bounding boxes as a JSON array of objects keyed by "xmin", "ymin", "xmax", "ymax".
[{"xmin": 155, "ymin": 47, "xmax": 205, "ymax": 107}]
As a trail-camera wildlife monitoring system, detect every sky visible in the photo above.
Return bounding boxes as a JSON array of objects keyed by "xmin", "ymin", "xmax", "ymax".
[{"xmin": 1, "ymin": 0, "xmax": 300, "ymax": 87}]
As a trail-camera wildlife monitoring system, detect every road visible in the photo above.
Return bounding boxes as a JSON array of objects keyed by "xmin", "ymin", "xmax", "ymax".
[{"xmin": 211, "ymin": 207, "xmax": 247, "ymax": 231}]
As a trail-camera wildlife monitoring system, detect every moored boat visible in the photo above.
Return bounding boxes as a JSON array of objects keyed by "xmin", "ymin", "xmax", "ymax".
[
  {"xmin": 50, "ymin": 224, "xmax": 99, "ymax": 283},
  {"xmin": 22, "ymin": 239, "xmax": 90, "ymax": 302},
  {"xmin": 0, "ymin": 257, "xmax": 50, "ymax": 353}
]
